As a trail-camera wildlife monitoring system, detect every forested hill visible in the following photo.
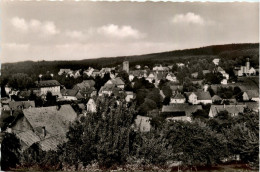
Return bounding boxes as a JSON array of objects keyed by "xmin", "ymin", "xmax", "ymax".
[{"xmin": 1, "ymin": 43, "xmax": 259, "ymax": 76}]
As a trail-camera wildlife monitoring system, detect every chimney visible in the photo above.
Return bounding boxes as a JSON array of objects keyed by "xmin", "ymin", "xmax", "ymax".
[{"xmin": 42, "ymin": 126, "xmax": 46, "ymax": 138}]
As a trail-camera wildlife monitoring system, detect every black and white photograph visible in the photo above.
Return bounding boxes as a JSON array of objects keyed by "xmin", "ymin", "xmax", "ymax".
[{"xmin": 0, "ymin": 0, "xmax": 259, "ymax": 171}]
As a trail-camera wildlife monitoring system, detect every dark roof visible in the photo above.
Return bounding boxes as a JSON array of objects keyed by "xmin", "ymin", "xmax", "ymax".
[
  {"xmin": 36, "ymin": 80, "xmax": 60, "ymax": 87},
  {"xmin": 244, "ymin": 90, "xmax": 259, "ymax": 99},
  {"xmin": 156, "ymin": 72, "xmax": 167, "ymax": 80},
  {"xmin": 212, "ymin": 95, "xmax": 222, "ymax": 101},
  {"xmin": 172, "ymin": 93, "xmax": 185, "ymax": 99},
  {"xmin": 22, "ymin": 105, "xmax": 77, "ymax": 137},
  {"xmin": 9, "ymin": 101, "xmax": 35, "ymax": 110},
  {"xmin": 16, "ymin": 130, "xmax": 41, "ymax": 150},
  {"xmin": 61, "ymin": 89, "xmax": 78, "ymax": 97},
  {"xmin": 210, "ymin": 105, "xmax": 246, "ymax": 117},
  {"xmin": 162, "ymin": 104, "xmax": 202, "ymax": 117},
  {"xmin": 185, "ymin": 91, "xmax": 212, "ymax": 100},
  {"xmin": 73, "ymin": 80, "xmax": 95, "ymax": 90}
]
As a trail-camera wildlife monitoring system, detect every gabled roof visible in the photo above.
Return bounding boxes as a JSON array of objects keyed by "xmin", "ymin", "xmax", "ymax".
[
  {"xmin": 22, "ymin": 105, "xmax": 77, "ymax": 138},
  {"xmin": 113, "ymin": 77, "xmax": 125, "ymax": 85},
  {"xmin": 212, "ymin": 95, "xmax": 222, "ymax": 101},
  {"xmin": 73, "ymin": 80, "xmax": 95, "ymax": 90},
  {"xmin": 244, "ymin": 90, "xmax": 259, "ymax": 99},
  {"xmin": 210, "ymin": 105, "xmax": 246, "ymax": 117},
  {"xmin": 36, "ymin": 80, "xmax": 60, "ymax": 87},
  {"xmin": 39, "ymin": 136, "xmax": 65, "ymax": 151},
  {"xmin": 9, "ymin": 101, "xmax": 35, "ymax": 110},
  {"xmin": 16, "ymin": 130, "xmax": 41, "ymax": 150},
  {"xmin": 61, "ymin": 89, "xmax": 78, "ymax": 97},
  {"xmin": 185, "ymin": 91, "xmax": 212, "ymax": 100},
  {"xmin": 169, "ymin": 85, "xmax": 183, "ymax": 92},
  {"xmin": 162, "ymin": 104, "xmax": 202, "ymax": 117},
  {"xmin": 172, "ymin": 93, "xmax": 185, "ymax": 99}
]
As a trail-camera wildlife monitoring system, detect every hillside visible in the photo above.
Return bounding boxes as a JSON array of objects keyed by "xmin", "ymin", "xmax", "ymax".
[{"xmin": 1, "ymin": 43, "xmax": 259, "ymax": 77}]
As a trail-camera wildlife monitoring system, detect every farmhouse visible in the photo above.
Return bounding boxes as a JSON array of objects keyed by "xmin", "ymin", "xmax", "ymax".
[
  {"xmin": 209, "ymin": 104, "xmax": 246, "ymax": 117},
  {"xmin": 36, "ymin": 80, "xmax": 61, "ymax": 96}
]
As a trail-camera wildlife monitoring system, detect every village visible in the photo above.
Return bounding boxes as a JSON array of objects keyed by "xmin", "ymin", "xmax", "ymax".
[{"xmin": 0, "ymin": 56, "xmax": 259, "ymax": 153}]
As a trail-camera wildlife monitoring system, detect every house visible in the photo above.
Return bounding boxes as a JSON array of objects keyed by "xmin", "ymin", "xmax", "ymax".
[
  {"xmin": 211, "ymin": 95, "xmax": 222, "ymax": 103},
  {"xmin": 91, "ymin": 69, "xmax": 100, "ymax": 77},
  {"xmin": 73, "ymin": 80, "xmax": 95, "ymax": 91},
  {"xmin": 146, "ymin": 73, "xmax": 156, "ymax": 83},
  {"xmin": 191, "ymin": 72, "xmax": 198, "ymax": 78},
  {"xmin": 162, "ymin": 104, "xmax": 202, "ymax": 122},
  {"xmin": 61, "ymin": 89, "xmax": 84, "ymax": 100},
  {"xmin": 36, "ymin": 80, "xmax": 61, "ymax": 96},
  {"xmin": 166, "ymin": 73, "xmax": 177, "ymax": 82},
  {"xmin": 221, "ymin": 79, "xmax": 228, "ymax": 85},
  {"xmin": 209, "ymin": 104, "xmax": 246, "ymax": 117},
  {"xmin": 18, "ymin": 90, "xmax": 31, "ymax": 99},
  {"xmin": 84, "ymin": 67, "xmax": 94, "ymax": 77},
  {"xmin": 176, "ymin": 63, "xmax": 185, "ymax": 68},
  {"xmin": 105, "ymin": 77, "xmax": 125, "ymax": 89},
  {"xmin": 125, "ymin": 91, "xmax": 135, "ymax": 102},
  {"xmin": 11, "ymin": 105, "xmax": 77, "ymax": 151},
  {"xmin": 134, "ymin": 115, "xmax": 151, "ymax": 132},
  {"xmin": 98, "ymin": 84, "xmax": 121, "ymax": 96},
  {"xmin": 234, "ymin": 58, "xmax": 256, "ymax": 76},
  {"xmin": 170, "ymin": 93, "xmax": 186, "ymax": 104},
  {"xmin": 58, "ymin": 69, "xmax": 72, "ymax": 76},
  {"xmin": 129, "ymin": 70, "xmax": 148, "ymax": 81},
  {"xmin": 9, "ymin": 101, "xmax": 35, "ymax": 111},
  {"xmin": 169, "ymin": 85, "xmax": 183, "ymax": 94},
  {"xmin": 87, "ymin": 98, "xmax": 97, "ymax": 113},
  {"xmin": 213, "ymin": 58, "xmax": 220, "ymax": 66},
  {"xmin": 152, "ymin": 65, "xmax": 169, "ymax": 72},
  {"xmin": 242, "ymin": 90, "xmax": 259, "ymax": 102},
  {"xmin": 185, "ymin": 91, "xmax": 212, "ymax": 104}
]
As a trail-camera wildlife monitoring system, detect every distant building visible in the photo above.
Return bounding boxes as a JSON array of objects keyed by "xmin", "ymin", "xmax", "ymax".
[
  {"xmin": 234, "ymin": 58, "xmax": 256, "ymax": 76},
  {"xmin": 170, "ymin": 93, "xmax": 186, "ymax": 104},
  {"xmin": 9, "ymin": 101, "xmax": 35, "ymax": 111},
  {"xmin": 58, "ymin": 69, "xmax": 72, "ymax": 76},
  {"xmin": 212, "ymin": 58, "xmax": 220, "ymax": 66},
  {"xmin": 125, "ymin": 91, "xmax": 135, "ymax": 102},
  {"xmin": 61, "ymin": 89, "xmax": 84, "ymax": 100},
  {"xmin": 87, "ymin": 98, "xmax": 97, "ymax": 113},
  {"xmin": 209, "ymin": 104, "xmax": 246, "ymax": 117},
  {"xmin": 162, "ymin": 104, "xmax": 202, "ymax": 122},
  {"xmin": 185, "ymin": 91, "xmax": 212, "ymax": 105},
  {"xmin": 242, "ymin": 90, "xmax": 259, "ymax": 102},
  {"xmin": 134, "ymin": 115, "xmax": 151, "ymax": 132},
  {"xmin": 123, "ymin": 61, "xmax": 129, "ymax": 74},
  {"xmin": 36, "ymin": 80, "xmax": 61, "ymax": 96},
  {"xmin": 105, "ymin": 77, "xmax": 125, "ymax": 89},
  {"xmin": 166, "ymin": 73, "xmax": 177, "ymax": 82}
]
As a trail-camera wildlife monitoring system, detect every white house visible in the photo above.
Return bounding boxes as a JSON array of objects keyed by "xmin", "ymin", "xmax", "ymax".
[
  {"xmin": 87, "ymin": 98, "xmax": 97, "ymax": 113},
  {"xmin": 213, "ymin": 58, "xmax": 220, "ymax": 66},
  {"xmin": 134, "ymin": 115, "xmax": 151, "ymax": 132},
  {"xmin": 185, "ymin": 91, "xmax": 212, "ymax": 105},
  {"xmin": 125, "ymin": 91, "xmax": 134, "ymax": 102},
  {"xmin": 221, "ymin": 79, "xmax": 228, "ymax": 85},
  {"xmin": 166, "ymin": 73, "xmax": 177, "ymax": 82},
  {"xmin": 36, "ymin": 80, "xmax": 61, "ymax": 96}
]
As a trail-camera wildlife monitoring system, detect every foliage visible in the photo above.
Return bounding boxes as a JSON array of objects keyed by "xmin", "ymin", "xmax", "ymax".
[
  {"xmin": 8, "ymin": 73, "xmax": 34, "ymax": 90},
  {"xmin": 1, "ymin": 132, "xmax": 21, "ymax": 171}
]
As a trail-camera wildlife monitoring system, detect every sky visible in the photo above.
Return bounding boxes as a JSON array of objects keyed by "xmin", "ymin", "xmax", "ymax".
[{"xmin": 0, "ymin": 1, "xmax": 259, "ymax": 63}]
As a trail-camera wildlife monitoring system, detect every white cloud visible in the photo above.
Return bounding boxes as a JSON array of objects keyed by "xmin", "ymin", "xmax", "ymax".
[
  {"xmin": 65, "ymin": 30, "xmax": 84, "ymax": 39},
  {"xmin": 172, "ymin": 12, "xmax": 205, "ymax": 25},
  {"xmin": 10, "ymin": 17, "xmax": 59, "ymax": 35},
  {"xmin": 11, "ymin": 17, "xmax": 28, "ymax": 31},
  {"xmin": 2, "ymin": 43, "xmax": 30, "ymax": 50},
  {"xmin": 97, "ymin": 24, "xmax": 145, "ymax": 39}
]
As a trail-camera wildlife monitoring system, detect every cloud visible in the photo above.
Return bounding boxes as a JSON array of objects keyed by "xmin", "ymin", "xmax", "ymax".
[
  {"xmin": 10, "ymin": 17, "xmax": 59, "ymax": 35},
  {"xmin": 172, "ymin": 12, "xmax": 205, "ymax": 25},
  {"xmin": 65, "ymin": 30, "xmax": 84, "ymax": 39},
  {"xmin": 2, "ymin": 43, "xmax": 30, "ymax": 50},
  {"xmin": 97, "ymin": 24, "xmax": 145, "ymax": 39},
  {"xmin": 11, "ymin": 17, "xmax": 28, "ymax": 31}
]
